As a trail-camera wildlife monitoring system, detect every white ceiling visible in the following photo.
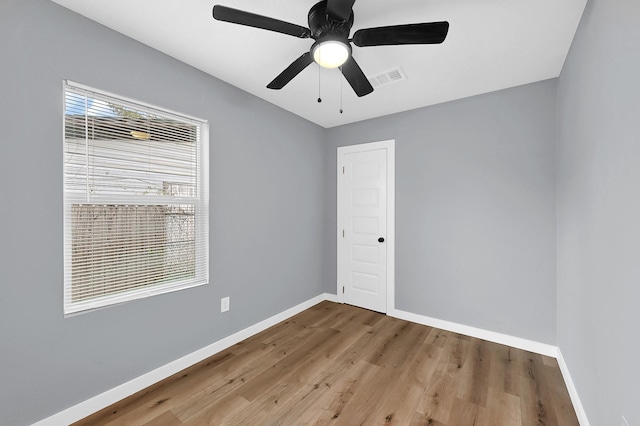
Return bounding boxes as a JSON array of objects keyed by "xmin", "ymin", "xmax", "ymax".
[{"xmin": 51, "ymin": 0, "xmax": 586, "ymax": 128}]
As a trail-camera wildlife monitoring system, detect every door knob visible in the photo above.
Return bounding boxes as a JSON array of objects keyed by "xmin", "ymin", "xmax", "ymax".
[{"xmin": 378, "ymin": 237, "xmax": 385, "ymax": 243}]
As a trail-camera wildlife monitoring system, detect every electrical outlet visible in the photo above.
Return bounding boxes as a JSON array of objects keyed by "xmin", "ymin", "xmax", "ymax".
[
  {"xmin": 221, "ymin": 297, "xmax": 230, "ymax": 313},
  {"xmin": 622, "ymin": 415, "xmax": 629, "ymax": 426}
]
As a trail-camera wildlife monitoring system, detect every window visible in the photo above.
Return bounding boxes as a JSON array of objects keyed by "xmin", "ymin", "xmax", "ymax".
[{"xmin": 63, "ymin": 81, "xmax": 209, "ymax": 315}]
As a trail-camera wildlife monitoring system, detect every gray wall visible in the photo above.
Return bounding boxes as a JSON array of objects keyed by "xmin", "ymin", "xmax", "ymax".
[
  {"xmin": 325, "ymin": 80, "xmax": 558, "ymax": 344},
  {"xmin": 4, "ymin": 0, "xmax": 635, "ymax": 424},
  {"xmin": 556, "ymin": 0, "xmax": 640, "ymax": 425},
  {"xmin": 0, "ymin": 1, "xmax": 329, "ymax": 424}
]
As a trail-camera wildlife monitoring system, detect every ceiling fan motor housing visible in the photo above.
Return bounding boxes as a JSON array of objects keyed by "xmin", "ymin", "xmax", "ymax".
[{"xmin": 308, "ymin": 0, "xmax": 353, "ymax": 41}]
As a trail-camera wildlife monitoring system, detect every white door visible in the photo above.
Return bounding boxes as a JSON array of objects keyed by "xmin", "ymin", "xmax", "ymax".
[{"xmin": 338, "ymin": 140, "xmax": 394, "ymax": 313}]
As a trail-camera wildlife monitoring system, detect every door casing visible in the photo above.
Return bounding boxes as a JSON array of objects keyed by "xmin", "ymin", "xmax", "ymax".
[{"xmin": 337, "ymin": 139, "xmax": 395, "ymax": 313}]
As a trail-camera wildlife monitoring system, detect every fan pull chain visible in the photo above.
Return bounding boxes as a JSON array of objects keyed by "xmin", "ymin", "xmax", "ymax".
[
  {"xmin": 339, "ymin": 67, "xmax": 344, "ymax": 114},
  {"xmin": 317, "ymin": 62, "xmax": 322, "ymax": 103}
]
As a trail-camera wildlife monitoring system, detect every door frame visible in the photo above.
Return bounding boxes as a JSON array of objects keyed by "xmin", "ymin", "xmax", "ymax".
[{"xmin": 337, "ymin": 139, "xmax": 395, "ymax": 313}]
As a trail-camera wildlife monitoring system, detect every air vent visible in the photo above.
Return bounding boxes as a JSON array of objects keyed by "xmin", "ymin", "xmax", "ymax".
[{"xmin": 368, "ymin": 67, "xmax": 406, "ymax": 88}]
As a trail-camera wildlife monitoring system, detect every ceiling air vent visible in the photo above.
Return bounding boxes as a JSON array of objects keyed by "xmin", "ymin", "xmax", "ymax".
[{"xmin": 368, "ymin": 67, "xmax": 407, "ymax": 88}]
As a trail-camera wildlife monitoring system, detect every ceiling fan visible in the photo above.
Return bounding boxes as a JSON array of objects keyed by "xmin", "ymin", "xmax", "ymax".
[{"xmin": 212, "ymin": 0, "xmax": 449, "ymax": 97}]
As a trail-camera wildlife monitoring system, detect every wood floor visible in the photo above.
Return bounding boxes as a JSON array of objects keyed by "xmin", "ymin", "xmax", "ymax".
[{"xmin": 76, "ymin": 302, "xmax": 578, "ymax": 425}]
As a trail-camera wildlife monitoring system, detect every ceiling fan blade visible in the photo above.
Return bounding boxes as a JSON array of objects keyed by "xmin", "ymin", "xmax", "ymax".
[
  {"xmin": 213, "ymin": 5, "xmax": 311, "ymax": 39},
  {"xmin": 340, "ymin": 57, "xmax": 374, "ymax": 97},
  {"xmin": 267, "ymin": 52, "xmax": 314, "ymax": 90},
  {"xmin": 353, "ymin": 22, "xmax": 449, "ymax": 47},
  {"xmin": 326, "ymin": 0, "xmax": 356, "ymax": 22}
]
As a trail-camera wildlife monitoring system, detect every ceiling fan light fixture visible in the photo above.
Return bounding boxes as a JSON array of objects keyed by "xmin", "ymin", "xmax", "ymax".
[
  {"xmin": 312, "ymin": 39, "xmax": 350, "ymax": 69},
  {"xmin": 212, "ymin": 2, "xmax": 449, "ymax": 97}
]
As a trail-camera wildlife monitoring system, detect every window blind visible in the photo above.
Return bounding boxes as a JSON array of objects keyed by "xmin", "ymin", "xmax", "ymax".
[{"xmin": 63, "ymin": 81, "xmax": 209, "ymax": 315}]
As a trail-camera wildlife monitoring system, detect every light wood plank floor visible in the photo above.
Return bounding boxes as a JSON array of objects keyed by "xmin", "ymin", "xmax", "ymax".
[{"xmin": 76, "ymin": 301, "xmax": 578, "ymax": 425}]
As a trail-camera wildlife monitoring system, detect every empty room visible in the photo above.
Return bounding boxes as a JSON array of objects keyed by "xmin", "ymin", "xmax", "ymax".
[{"xmin": 1, "ymin": 0, "xmax": 638, "ymax": 425}]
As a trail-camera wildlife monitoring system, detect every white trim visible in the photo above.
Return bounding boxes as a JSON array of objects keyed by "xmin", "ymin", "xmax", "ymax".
[
  {"xmin": 386, "ymin": 143, "xmax": 396, "ymax": 312},
  {"xmin": 555, "ymin": 348, "xmax": 590, "ymax": 426},
  {"xmin": 62, "ymin": 81, "xmax": 210, "ymax": 316},
  {"xmin": 337, "ymin": 140, "xmax": 396, "ymax": 313},
  {"xmin": 33, "ymin": 293, "xmax": 589, "ymax": 426},
  {"xmin": 389, "ymin": 308, "xmax": 589, "ymax": 424},
  {"xmin": 336, "ymin": 149, "xmax": 344, "ymax": 304},
  {"xmin": 64, "ymin": 80, "xmax": 207, "ymax": 124},
  {"xmin": 388, "ymin": 308, "xmax": 558, "ymax": 357},
  {"xmin": 32, "ymin": 293, "xmax": 336, "ymax": 426},
  {"xmin": 323, "ymin": 293, "xmax": 340, "ymax": 303}
]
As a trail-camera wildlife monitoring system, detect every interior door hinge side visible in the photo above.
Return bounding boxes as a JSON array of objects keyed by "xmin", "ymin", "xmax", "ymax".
[
  {"xmin": 342, "ymin": 286, "xmax": 345, "ymax": 294},
  {"xmin": 342, "ymin": 166, "xmax": 345, "ymax": 174},
  {"xmin": 342, "ymin": 229, "xmax": 345, "ymax": 238}
]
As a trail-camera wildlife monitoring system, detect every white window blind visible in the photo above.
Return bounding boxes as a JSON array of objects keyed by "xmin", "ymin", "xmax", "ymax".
[{"xmin": 63, "ymin": 80, "xmax": 209, "ymax": 315}]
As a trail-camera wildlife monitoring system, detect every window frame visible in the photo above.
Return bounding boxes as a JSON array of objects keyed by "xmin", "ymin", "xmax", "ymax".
[{"xmin": 62, "ymin": 80, "xmax": 209, "ymax": 316}]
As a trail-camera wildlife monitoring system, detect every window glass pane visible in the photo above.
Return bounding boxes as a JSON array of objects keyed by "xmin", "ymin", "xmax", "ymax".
[{"xmin": 63, "ymin": 81, "xmax": 208, "ymax": 315}]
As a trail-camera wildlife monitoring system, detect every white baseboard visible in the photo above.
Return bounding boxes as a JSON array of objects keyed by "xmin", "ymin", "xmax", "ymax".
[
  {"xmin": 323, "ymin": 292, "xmax": 340, "ymax": 303},
  {"xmin": 555, "ymin": 348, "xmax": 590, "ymax": 426},
  {"xmin": 387, "ymin": 308, "xmax": 589, "ymax": 424},
  {"xmin": 388, "ymin": 308, "xmax": 558, "ymax": 357},
  {"xmin": 32, "ymin": 293, "xmax": 337, "ymax": 426},
  {"xmin": 33, "ymin": 295, "xmax": 588, "ymax": 426}
]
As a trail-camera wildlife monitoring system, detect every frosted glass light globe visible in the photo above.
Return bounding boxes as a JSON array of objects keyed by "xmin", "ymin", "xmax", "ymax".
[{"xmin": 313, "ymin": 41, "xmax": 350, "ymax": 68}]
